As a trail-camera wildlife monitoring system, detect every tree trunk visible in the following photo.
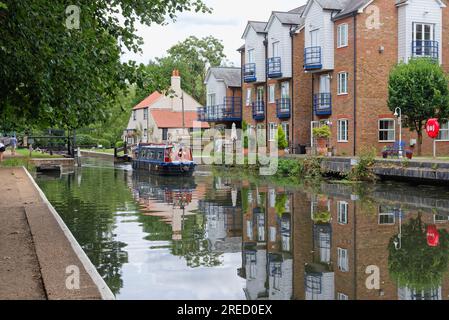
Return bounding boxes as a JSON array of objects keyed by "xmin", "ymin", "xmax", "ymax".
[{"xmin": 417, "ymin": 130, "xmax": 423, "ymax": 156}]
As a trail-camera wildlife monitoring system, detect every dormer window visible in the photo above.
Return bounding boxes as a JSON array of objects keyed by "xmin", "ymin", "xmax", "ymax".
[{"xmin": 412, "ymin": 23, "xmax": 438, "ymax": 59}]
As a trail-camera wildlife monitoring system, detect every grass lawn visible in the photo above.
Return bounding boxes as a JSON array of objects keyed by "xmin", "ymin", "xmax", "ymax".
[
  {"xmin": 15, "ymin": 148, "xmax": 62, "ymax": 158},
  {"xmin": 81, "ymin": 148, "xmax": 124, "ymax": 156}
]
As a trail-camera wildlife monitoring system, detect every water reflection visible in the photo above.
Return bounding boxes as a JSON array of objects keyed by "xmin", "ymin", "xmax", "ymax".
[{"xmin": 35, "ymin": 163, "xmax": 449, "ymax": 300}]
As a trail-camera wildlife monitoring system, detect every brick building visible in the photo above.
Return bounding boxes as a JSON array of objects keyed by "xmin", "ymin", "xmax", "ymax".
[{"xmin": 234, "ymin": 0, "xmax": 449, "ymax": 156}]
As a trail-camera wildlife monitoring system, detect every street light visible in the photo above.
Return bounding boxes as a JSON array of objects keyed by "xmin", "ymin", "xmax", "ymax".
[{"xmin": 394, "ymin": 107, "xmax": 403, "ymax": 159}]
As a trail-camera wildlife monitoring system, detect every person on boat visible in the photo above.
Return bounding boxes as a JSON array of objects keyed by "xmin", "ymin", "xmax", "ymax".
[{"xmin": 177, "ymin": 148, "xmax": 185, "ymax": 161}]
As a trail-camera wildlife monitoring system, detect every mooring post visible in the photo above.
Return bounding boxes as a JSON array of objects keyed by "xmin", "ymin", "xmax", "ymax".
[{"xmin": 76, "ymin": 147, "xmax": 81, "ymax": 167}]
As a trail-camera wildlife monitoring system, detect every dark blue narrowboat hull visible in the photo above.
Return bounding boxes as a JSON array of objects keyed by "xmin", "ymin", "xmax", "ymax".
[{"xmin": 132, "ymin": 160, "xmax": 196, "ymax": 177}]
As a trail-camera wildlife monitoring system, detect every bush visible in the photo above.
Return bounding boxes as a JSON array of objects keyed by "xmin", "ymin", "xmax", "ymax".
[
  {"xmin": 275, "ymin": 126, "xmax": 288, "ymax": 150},
  {"xmin": 96, "ymin": 139, "xmax": 111, "ymax": 148},
  {"xmin": 313, "ymin": 125, "xmax": 331, "ymax": 139},
  {"xmin": 277, "ymin": 159, "xmax": 301, "ymax": 177},
  {"xmin": 115, "ymin": 141, "xmax": 124, "ymax": 148},
  {"xmin": 76, "ymin": 134, "xmax": 97, "ymax": 147},
  {"xmin": 348, "ymin": 147, "xmax": 376, "ymax": 181},
  {"xmin": 302, "ymin": 156, "xmax": 322, "ymax": 178}
]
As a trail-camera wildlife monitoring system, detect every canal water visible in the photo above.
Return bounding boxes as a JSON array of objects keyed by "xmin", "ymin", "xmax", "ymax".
[{"xmin": 34, "ymin": 159, "xmax": 449, "ymax": 300}]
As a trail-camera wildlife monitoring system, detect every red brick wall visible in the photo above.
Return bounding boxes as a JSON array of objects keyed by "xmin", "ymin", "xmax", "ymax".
[{"xmin": 292, "ymin": 30, "xmax": 313, "ymax": 149}]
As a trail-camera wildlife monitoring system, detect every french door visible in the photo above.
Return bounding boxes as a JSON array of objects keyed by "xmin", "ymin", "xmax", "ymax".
[{"xmin": 413, "ymin": 23, "xmax": 435, "ymax": 57}]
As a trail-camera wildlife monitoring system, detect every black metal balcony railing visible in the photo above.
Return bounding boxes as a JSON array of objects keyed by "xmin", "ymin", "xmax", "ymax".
[
  {"xmin": 276, "ymin": 98, "xmax": 291, "ymax": 119},
  {"xmin": 244, "ymin": 63, "xmax": 257, "ymax": 83},
  {"xmin": 412, "ymin": 40, "xmax": 439, "ymax": 60},
  {"xmin": 267, "ymin": 57, "xmax": 282, "ymax": 78},
  {"xmin": 252, "ymin": 101, "xmax": 265, "ymax": 121},
  {"xmin": 304, "ymin": 46, "xmax": 322, "ymax": 70},
  {"xmin": 313, "ymin": 93, "xmax": 332, "ymax": 116},
  {"xmin": 198, "ymin": 97, "xmax": 242, "ymax": 122}
]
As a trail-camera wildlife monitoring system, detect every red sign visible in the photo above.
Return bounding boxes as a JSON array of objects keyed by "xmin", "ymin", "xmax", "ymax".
[
  {"xmin": 427, "ymin": 225, "xmax": 440, "ymax": 247},
  {"xmin": 426, "ymin": 119, "xmax": 440, "ymax": 139}
]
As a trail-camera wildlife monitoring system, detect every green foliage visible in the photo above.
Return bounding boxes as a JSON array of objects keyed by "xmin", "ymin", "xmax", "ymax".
[
  {"xmin": 277, "ymin": 159, "xmax": 301, "ymax": 177},
  {"xmin": 275, "ymin": 125, "xmax": 288, "ymax": 150},
  {"xmin": 348, "ymin": 147, "xmax": 376, "ymax": 181},
  {"xmin": 313, "ymin": 125, "xmax": 331, "ymax": 139},
  {"xmin": 388, "ymin": 215, "xmax": 449, "ymax": 292},
  {"xmin": 302, "ymin": 156, "xmax": 323, "ymax": 178},
  {"xmin": 96, "ymin": 139, "xmax": 111, "ymax": 149},
  {"xmin": 388, "ymin": 58, "xmax": 449, "ymax": 154},
  {"xmin": 76, "ymin": 134, "xmax": 97, "ymax": 147},
  {"xmin": 242, "ymin": 120, "xmax": 249, "ymax": 149},
  {"xmin": 0, "ymin": 0, "xmax": 210, "ymax": 131},
  {"xmin": 312, "ymin": 211, "xmax": 332, "ymax": 224},
  {"xmin": 115, "ymin": 141, "xmax": 124, "ymax": 148},
  {"xmin": 275, "ymin": 194, "xmax": 288, "ymax": 217}
]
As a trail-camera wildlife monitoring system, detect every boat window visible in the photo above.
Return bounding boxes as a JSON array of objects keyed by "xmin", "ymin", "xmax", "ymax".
[{"xmin": 158, "ymin": 152, "xmax": 164, "ymax": 161}]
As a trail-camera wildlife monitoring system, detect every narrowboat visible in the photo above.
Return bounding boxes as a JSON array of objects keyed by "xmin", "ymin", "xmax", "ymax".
[{"xmin": 132, "ymin": 144, "xmax": 196, "ymax": 177}]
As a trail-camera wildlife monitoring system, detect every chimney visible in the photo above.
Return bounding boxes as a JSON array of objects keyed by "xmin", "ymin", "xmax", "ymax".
[{"xmin": 171, "ymin": 69, "xmax": 181, "ymax": 95}]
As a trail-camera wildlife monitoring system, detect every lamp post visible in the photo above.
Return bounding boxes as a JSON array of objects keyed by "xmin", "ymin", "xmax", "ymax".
[{"xmin": 394, "ymin": 107, "xmax": 403, "ymax": 159}]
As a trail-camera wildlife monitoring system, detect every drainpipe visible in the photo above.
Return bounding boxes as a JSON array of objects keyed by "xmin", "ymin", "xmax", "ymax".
[
  {"xmin": 353, "ymin": 13, "xmax": 358, "ymax": 156},
  {"xmin": 264, "ymin": 35, "xmax": 269, "ymax": 147},
  {"xmin": 290, "ymin": 26, "xmax": 295, "ymax": 152}
]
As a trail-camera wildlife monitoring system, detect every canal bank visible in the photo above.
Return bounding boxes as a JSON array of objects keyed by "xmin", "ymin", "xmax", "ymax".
[{"xmin": 0, "ymin": 167, "xmax": 114, "ymax": 300}]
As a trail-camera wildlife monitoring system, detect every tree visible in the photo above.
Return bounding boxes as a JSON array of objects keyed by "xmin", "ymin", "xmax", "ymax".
[
  {"xmin": 276, "ymin": 125, "xmax": 288, "ymax": 150},
  {"xmin": 388, "ymin": 58, "xmax": 449, "ymax": 155},
  {"xmin": 167, "ymin": 36, "xmax": 226, "ymax": 104},
  {"xmin": 0, "ymin": 0, "xmax": 210, "ymax": 133}
]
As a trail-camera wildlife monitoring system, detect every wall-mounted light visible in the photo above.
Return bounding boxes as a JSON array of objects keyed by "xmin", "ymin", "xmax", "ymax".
[{"xmin": 379, "ymin": 46, "xmax": 385, "ymax": 54}]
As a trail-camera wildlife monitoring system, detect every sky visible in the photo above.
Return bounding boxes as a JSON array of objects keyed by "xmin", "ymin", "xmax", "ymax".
[{"xmin": 121, "ymin": 0, "xmax": 307, "ymax": 66}]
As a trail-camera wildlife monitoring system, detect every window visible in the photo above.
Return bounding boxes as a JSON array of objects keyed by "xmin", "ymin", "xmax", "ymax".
[
  {"xmin": 337, "ymin": 72, "xmax": 348, "ymax": 95},
  {"xmin": 246, "ymin": 220, "xmax": 253, "ymax": 240},
  {"xmin": 337, "ymin": 293, "xmax": 349, "ymax": 300},
  {"xmin": 269, "ymin": 84, "xmax": 276, "ymax": 103},
  {"xmin": 305, "ymin": 274, "xmax": 322, "ymax": 294},
  {"xmin": 162, "ymin": 128, "xmax": 168, "ymax": 141},
  {"xmin": 207, "ymin": 93, "xmax": 216, "ymax": 107},
  {"xmin": 143, "ymin": 108, "xmax": 148, "ymax": 120},
  {"xmin": 378, "ymin": 205, "xmax": 397, "ymax": 225},
  {"xmin": 248, "ymin": 49, "xmax": 255, "ymax": 63},
  {"xmin": 269, "ymin": 227, "xmax": 276, "ymax": 242},
  {"xmin": 143, "ymin": 129, "xmax": 148, "ymax": 139},
  {"xmin": 337, "ymin": 201, "xmax": 348, "ymax": 225},
  {"xmin": 437, "ymin": 119, "xmax": 449, "ymax": 141},
  {"xmin": 379, "ymin": 119, "xmax": 395, "ymax": 142},
  {"xmin": 133, "ymin": 110, "xmax": 136, "ymax": 121},
  {"xmin": 246, "ymin": 88, "xmax": 252, "ymax": 106},
  {"xmin": 269, "ymin": 123, "xmax": 277, "ymax": 142},
  {"xmin": 272, "ymin": 41, "xmax": 280, "ymax": 57},
  {"xmin": 269, "ymin": 189, "xmax": 275, "ymax": 207},
  {"xmin": 337, "ymin": 24, "xmax": 348, "ymax": 48},
  {"xmin": 281, "ymin": 82, "xmax": 290, "ymax": 99},
  {"xmin": 338, "ymin": 248, "xmax": 349, "ymax": 272},
  {"xmin": 337, "ymin": 119, "xmax": 349, "ymax": 142}
]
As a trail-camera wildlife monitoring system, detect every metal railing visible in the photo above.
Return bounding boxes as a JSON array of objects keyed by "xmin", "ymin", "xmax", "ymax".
[
  {"xmin": 198, "ymin": 97, "xmax": 242, "ymax": 122},
  {"xmin": 313, "ymin": 93, "xmax": 332, "ymax": 116},
  {"xmin": 412, "ymin": 40, "xmax": 439, "ymax": 60},
  {"xmin": 304, "ymin": 46, "xmax": 322, "ymax": 70},
  {"xmin": 252, "ymin": 100, "xmax": 265, "ymax": 121},
  {"xmin": 267, "ymin": 57, "xmax": 282, "ymax": 78},
  {"xmin": 244, "ymin": 63, "xmax": 257, "ymax": 82},
  {"xmin": 276, "ymin": 98, "xmax": 291, "ymax": 119}
]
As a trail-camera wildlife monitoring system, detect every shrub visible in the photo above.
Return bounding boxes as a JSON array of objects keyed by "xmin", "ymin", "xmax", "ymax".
[
  {"xmin": 242, "ymin": 121, "xmax": 249, "ymax": 149},
  {"xmin": 348, "ymin": 147, "xmax": 376, "ymax": 181},
  {"xmin": 96, "ymin": 139, "xmax": 111, "ymax": 148},
  {"xmin": 312, "ymin": 125, "xmax": 331, "ymax": 139},
  {"xmin": 275, "ymin": 126, "xmax": 288, "ymax": 150},
  {"xmin": 301, "ymin": 156, "xmax": 322, "ymax": 178},
  {"xmin": 115, "ymin": 141, "xmax": 124, "ymax": 148},
  {"xmin": 76, "ymin": 134, "xmax": 97, "ymax": 147},
  {"xmin": 277, "ymin": 159, "xmax": 301, "ymax": 177}
]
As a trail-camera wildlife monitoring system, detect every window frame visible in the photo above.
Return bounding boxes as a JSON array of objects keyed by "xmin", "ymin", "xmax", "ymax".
[
  {"xmin": 337, "ymin": 201, "xmax": 349, "ymax": 225},
  {"xmin": 337, "ymin": 23, "xmax": 349, "ymax": 48},
  {"xmin": 337, "ymin": 72, "xmax": 348, "ymax": 95},
  {"xmin": 246, "ymin": 88, "xmax": 252, "ymax": 106},
  {"xmin": 337, "ymin": 247, "xmax": 349, "ymax": 272},
  {"xmin": 337, "ymin": 119, "xmax": 349, "ymax": 142},
  {"xmin": 143, "ymin": 108, "xmax": 148, "ymax": 120},
  {"xmin": 437, "ymin": 119, "xmax": 449, "ymax": 141},
  {"xmin": 269, "ymin": 123, "xmax": 277, "ymax": 142},
  {"xmin": 247, "ymin": 49, "xmax": 255, "ymax": 64},
  {"xmin": 133, "ymin": 110, "xmax": 137, "ymax": 121},
  {"xmin": 378, "ymin": 119, "xmax": 396, "ymax": 142}
]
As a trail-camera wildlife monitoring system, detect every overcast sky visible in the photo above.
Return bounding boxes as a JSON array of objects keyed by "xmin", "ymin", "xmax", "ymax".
[{"xmin": 121, "ymin": 0, "xmax": 307, "ymax": 66}]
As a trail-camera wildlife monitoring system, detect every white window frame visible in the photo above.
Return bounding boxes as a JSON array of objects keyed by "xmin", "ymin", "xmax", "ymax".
[
  {"xmin": 337, "ymin": 248, "xmax": 349, "ymax": 272},
  {"xmin": 246, "ymin": 88, "xmax": 252, "ymax": 106},
  {"xmin": 269, "ymin": 123, "xmax": 277, "ymax": 142},
  {"xmin": 378, "ymin": 119, "xmax": 396, "ymax": 142},
  {"xmin": 248, "ymin": 49, "xmax": 255, "ymax": 63},
  {"xmin": 337, "ymin": 72, "xmax": 348, "ymax": 95},
  {"xmin": 207, "ymin": 93, "xmax": 216, "ymax": 107},
  {"xmin": 337, "ymin": 201, "xmax": 348, "ymax": 225},
  {"xmin": 337, "ymin": 24, "xmax": 349, "ymax": 48},
  {"xmin": 269, "ymin": 84, "xmax": 276, "ymax": 103},
  {"xmin": 337, "ymin": 293, "xmax": 349, "ymax": 300},
  {"xmin": 143, "ymin": 108, "xmax": 148, "ymax": 120},
  {"xmin": 378, "ymin": 205, "xmax": 396, "ymax": 225},
  {"xmin": 437, "ymin": 119, "xmax": 449, "ymax": 141},
  {"xmin": 337, "ymin": 119, "xmax": 349, "ymax": 142}
]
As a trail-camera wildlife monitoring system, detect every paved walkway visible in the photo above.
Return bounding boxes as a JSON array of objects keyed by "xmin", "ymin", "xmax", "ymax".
[{"xmin": 0, "ymin": 167, "xmax": 112, "ymax": 300}]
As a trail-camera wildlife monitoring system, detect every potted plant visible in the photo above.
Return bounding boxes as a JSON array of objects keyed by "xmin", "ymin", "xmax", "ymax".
[
  {"xmin": 313, "ymin": 125, "xmax": 331, "ymax": 156},
  {"xmin": 312, "ymin": 211, "xmax": 332, "ymax": 224},
  {"xmin": 405, "ymin": 149, "xmax": 413, "ymax": 160}
]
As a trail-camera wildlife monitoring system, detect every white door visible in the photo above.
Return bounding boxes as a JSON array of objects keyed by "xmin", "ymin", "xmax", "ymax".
[
  {"xmin": 272, "ymin": 41, "xmax": 280, "ymax": 57},
  {"xmin": 281, "ymin": 82, "xmax": 290, "ymax": 99}
]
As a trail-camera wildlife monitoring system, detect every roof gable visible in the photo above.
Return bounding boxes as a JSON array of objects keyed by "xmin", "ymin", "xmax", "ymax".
[
  {"xmin": 205, "ymin": 67, "xmax": 241, "ymax": 87},
  {"xmin": 265, "ymin": 11, "xmax": 302, "ymax": 31},
  {"xmin": 242, "ymin": 21, "xmax": 268, "ymax": 39},
  {"xmin": 133, "ymin": 91, "xmax": 163, "ymax": 110}
]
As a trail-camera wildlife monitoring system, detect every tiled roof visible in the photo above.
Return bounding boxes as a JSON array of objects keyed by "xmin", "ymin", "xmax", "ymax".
[
  {"xmin": 289, "ymin": 5, "xmax": 307, "ymax": 15},
  {"xmin": 133, "ymin": 92, "xmax": 162, "ymax": 110},
  {"xmin": 272, "ymin": 11, "xmax": 302, "ymax": 25},
  {"xmin": 248, "ymin": 21, "xmax": 268, "ymax": 34},
  {"xmin": 208, "ymin": 67, "xmax": 241, "ymax": 87},
  {"xmin": 150, "ymin": 110, "xmax": 210, "ymax": 129},
  {"xmin": 315, "ymin": 0, "xmax": 350, "ymax": 10},
  {"xmin": 333, "ymin": 0, "xmax": 372, "ymax": 19}
]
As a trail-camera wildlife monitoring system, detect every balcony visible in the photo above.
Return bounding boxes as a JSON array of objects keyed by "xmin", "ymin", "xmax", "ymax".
[
  {"xmin": 276, "ymin": 98, "xmax": 291, "ymax": 119},
  {"xmin": 267, "ymin": 57, "xmax": 282, "ymax": 78},
  {"xmin": 304, "ymin": 47, "xmax": 322, "ymax": 70},
  {"xmin": 198, "ymin": 97, "xmax": 242, "ymax": 122},
  {"xmin": 244, "ymin": 63, "xmax": 257, "ymax": 83},
  {"xmin": 412, "ymin": 40, "xmax": 439, "ymax": 60},
  {"xmin": 252, "ymin": 101, "xmax": 265, "ymax": 121},
  {"xmin": 313, "ymin": 93, "xmax": 332, "ymax": 116}
]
